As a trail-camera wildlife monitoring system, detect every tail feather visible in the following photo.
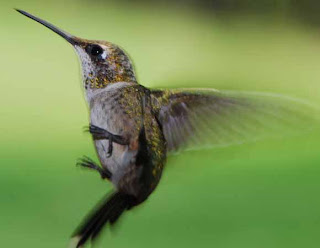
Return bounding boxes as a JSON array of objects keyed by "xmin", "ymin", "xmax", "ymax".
[
  {"xmin": 75, "ymin": 195, "xmax": 118, "ymax": 247},
  {"xmin": 90, "ymin": 194, "xmax": 129, "ymax": 240},
  {"xmin": 109, "ymin": 199, "xmax": 128, "ymax": 225},
  {"xmin": 72, "ymin": 192, "xmax": 135, "ymax": 248}
]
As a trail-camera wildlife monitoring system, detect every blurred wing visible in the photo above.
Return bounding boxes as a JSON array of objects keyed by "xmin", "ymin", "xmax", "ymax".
[{"xmin": 151, "ymin": 88, "xmax": 320, "ymax": 153}]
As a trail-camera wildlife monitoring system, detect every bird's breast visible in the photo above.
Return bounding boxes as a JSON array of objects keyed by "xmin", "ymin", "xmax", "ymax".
[{"xmin": 89, "ymin": 89, "xmax": 141, "ymax": 188}]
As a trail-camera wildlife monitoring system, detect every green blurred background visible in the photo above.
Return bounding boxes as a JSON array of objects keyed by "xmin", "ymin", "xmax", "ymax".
[{"xmin": 1, "ymin": 0, "xmax": 320, "ymax": 247}]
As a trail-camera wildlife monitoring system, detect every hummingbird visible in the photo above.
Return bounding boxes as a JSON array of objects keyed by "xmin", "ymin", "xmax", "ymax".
[{"xmin": 16, "ymin": 9, "xmax": 319, "ymax": 248}]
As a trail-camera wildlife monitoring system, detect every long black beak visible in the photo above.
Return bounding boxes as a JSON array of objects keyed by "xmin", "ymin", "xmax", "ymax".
[{"xmin": 15, "ymin": 9, "xmax": 78, "ymax": 45}]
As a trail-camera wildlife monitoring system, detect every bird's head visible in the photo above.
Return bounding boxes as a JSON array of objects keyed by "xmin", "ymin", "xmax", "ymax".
[
  {"xmin": 73, "ymin": 39, "xmax": 137, "ymax": 90},
  {"xmin": 16, "ymin": 9, "xmax": 137, "ymax": 96}
]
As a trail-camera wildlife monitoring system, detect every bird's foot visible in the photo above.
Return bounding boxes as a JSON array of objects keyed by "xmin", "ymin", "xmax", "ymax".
[
  {"xmin": 77, "ymin": 156, "xmax": 111, "ymax": 180},
  {"xmin": 87, "ymin": 124, "xmax": 127, "ymax": 157}
]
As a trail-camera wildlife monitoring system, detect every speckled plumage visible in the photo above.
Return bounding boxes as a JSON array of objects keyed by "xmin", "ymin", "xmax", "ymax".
[{"xmin": 74, "ymin": 40, "xmax": 137, "ymax": 101}]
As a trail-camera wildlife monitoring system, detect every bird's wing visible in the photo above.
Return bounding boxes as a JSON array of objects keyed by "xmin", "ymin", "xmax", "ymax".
[{"xmin": 151, "ymin": 88, "xmax": 320, "ymax": 153}]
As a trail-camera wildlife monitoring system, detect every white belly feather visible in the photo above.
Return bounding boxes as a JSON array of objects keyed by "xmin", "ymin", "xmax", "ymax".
[{"xmin": 89, "ymin": 83, "xmax": 137, "ymax": 187}]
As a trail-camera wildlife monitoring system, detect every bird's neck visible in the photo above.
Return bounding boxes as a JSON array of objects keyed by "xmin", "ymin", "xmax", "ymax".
[
  {"xmin": 83, "ymin": 70, "xmax": 136, "ymax": 89},
  {"xmin": 84, "ymin": 81, "xmax": 137, "ymax": 103},
  {"xmin": 81, "ymin": 64, "xmax": 137, "ymax": 101}
]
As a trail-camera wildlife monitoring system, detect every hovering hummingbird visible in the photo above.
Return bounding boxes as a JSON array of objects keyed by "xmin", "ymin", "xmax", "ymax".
[{"xmin": 16, "ymin": 9, "xmax": 318, "ymax": 248}]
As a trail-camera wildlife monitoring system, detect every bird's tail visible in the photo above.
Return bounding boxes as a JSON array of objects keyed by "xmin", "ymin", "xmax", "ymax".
[{"xmin": 71, "ymin": 192, "xmax": 135, "ymax": 248}]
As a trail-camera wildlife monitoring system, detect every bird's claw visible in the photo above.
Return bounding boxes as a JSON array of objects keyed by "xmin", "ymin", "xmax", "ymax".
[
  {"xmin": 87, "ymin": 124, "xmax": 128, "ymax": 158},
  {"xmin": 88, "ymin": 124, "xmax": 109, "ymax": 139},
  {"xmin": 77, "ymin": 156, "xmax": 111, "ymax": 179},
  {"xmin": 107, "ymin": 138, "xmax": 113, "ymax": 158}
]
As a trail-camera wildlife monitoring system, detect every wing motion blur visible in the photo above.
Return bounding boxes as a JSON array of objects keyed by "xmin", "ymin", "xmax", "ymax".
[{"xmin": 151, "ymin": 88, "xmax": 319, "ymax": 153}]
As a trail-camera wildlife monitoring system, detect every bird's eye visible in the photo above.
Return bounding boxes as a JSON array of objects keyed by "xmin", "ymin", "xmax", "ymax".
[{"xmin": 87, "ymin": 45, "xmax": 103, "ymax": 56}]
